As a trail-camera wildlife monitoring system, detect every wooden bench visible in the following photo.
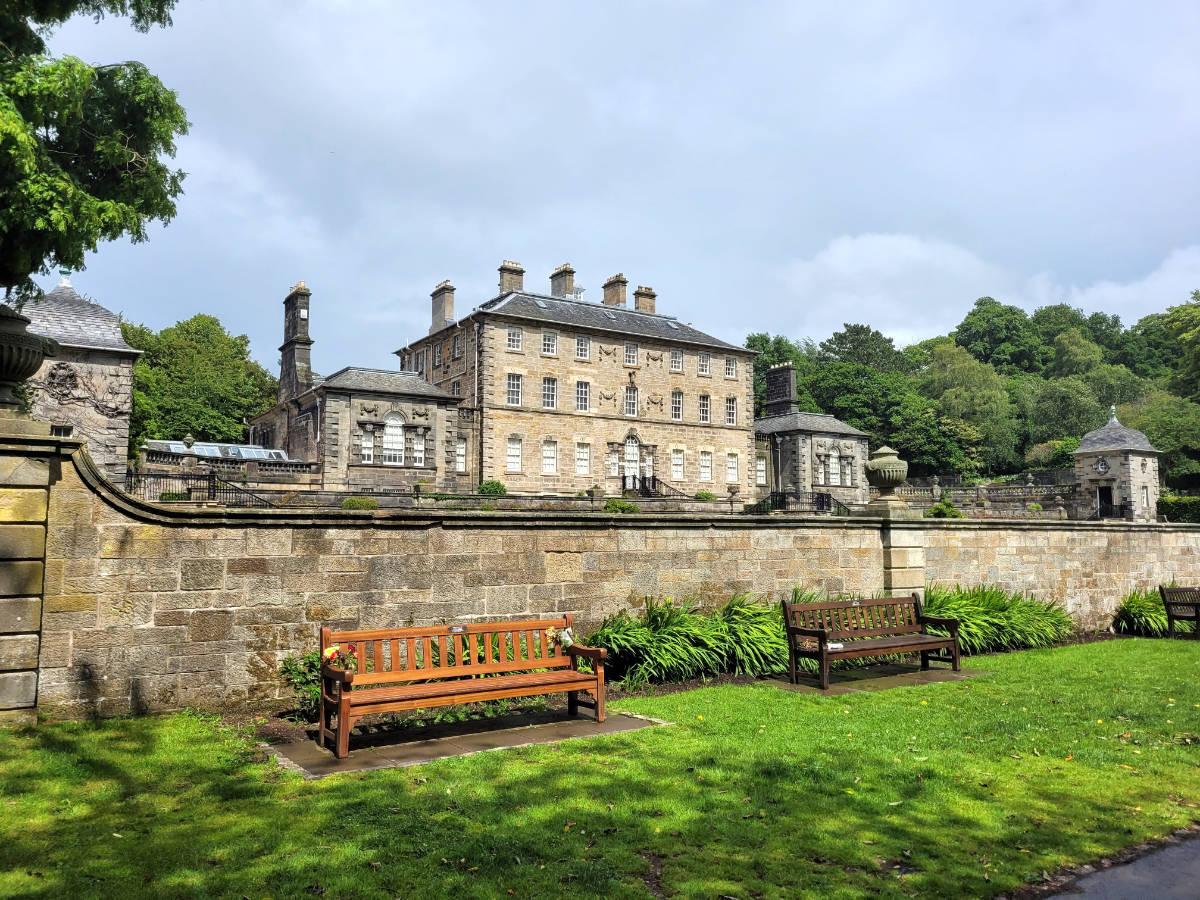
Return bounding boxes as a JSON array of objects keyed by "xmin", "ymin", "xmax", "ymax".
[
  {"xmin": 318, "ymin": 614, "xmax": 606, "ymax": 759},
  {"xmin": 782, "ymin": 593, "xmax": 961, "ymax": 689},
  {"xmin": 1160, "ymin": 586, "xmax": 1200, "ymax": 638}
]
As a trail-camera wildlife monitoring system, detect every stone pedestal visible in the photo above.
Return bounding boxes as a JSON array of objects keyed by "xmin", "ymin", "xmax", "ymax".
[{"xmin": 881, "ymin": 524, "xmax": 926, "ymax": 598}]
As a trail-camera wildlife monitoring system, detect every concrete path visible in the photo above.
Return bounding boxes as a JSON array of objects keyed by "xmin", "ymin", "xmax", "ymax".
[
  {"xmin": 1049, "ymin": 836, "xmax": 1200, "ymax": 898},
  {"xmin": 268, "ymin": 711, "xmax": 659, "ymax": 778}
]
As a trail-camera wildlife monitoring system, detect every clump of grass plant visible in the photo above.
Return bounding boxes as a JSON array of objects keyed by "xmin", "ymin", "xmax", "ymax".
[
  {"xmin": 1113, "ymin": 587, "xmax": 1192, "ymax": 636},
  {"xmin": 340, "ymin": 495, "xmax": 379, "ymax": 510},
  {"xmin": 923, "ymin": 583, "xmax": 1074, "ymax": 653}
]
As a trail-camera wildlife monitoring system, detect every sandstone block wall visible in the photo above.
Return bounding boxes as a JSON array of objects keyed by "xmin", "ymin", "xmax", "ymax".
[
  {"xmin": 923, "ymin": 520, "xmax": 1200, "ymax": 629},
  {"xmin": 36, "ymin": 448, "xmax": 884, "ymax": 717}
]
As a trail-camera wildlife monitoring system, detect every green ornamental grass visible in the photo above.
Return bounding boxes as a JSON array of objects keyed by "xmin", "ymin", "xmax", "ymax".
[{"xmin": 1114, "ymin": 587, "xmax": 1192, "ymax": 636}]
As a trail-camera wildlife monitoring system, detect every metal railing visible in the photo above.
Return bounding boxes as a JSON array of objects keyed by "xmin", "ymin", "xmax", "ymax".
[
  {"xmin": 124, "ymin": 471, "xmax": 274, "ymax": 508},
  {"xmin": 1089, "ymin": 500, "xmax": 1133, "ymax": 521},
  {"xmin": 746, "ymin": 491, "xmax": 847, "ymax": 515}
]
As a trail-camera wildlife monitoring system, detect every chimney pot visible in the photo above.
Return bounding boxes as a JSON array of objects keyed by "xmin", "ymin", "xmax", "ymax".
[
  {"xmin": 549, "ymin": 263, "xmax": 576, "ymax": 298},
  {"xmin": 633, "ymin": 285, "xmax": 657, "ymax": 314},
  {"xmin": 602, "ymin": 273, "xmax": 628, "ymax": 307},
  {"xmin": 498, "ymin": 260, "xmax": 525, "ymax": 294},
  {"xmin": 430, "ymin": 280, "xmax": 455, "ymax": 335}
]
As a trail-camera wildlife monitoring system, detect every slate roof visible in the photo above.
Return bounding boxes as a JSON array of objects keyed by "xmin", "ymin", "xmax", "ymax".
[
  {"xmin": 317, "ymin": 366, "xmax": 456, "ymax": 400},
  {"xmin": 472, "ymin": 291, "xmax": 749, "ymax": 353},
  {"xmin": 754, "ymin": 411, "xmax": 867, "ymax": 437},
  {"xmin": 23, "ymin": 282, "xmax": 139, "ymax": 355},
  {"xmin": 1076, "ymin": 407, "xmax": 1158, "ymax": 453}
]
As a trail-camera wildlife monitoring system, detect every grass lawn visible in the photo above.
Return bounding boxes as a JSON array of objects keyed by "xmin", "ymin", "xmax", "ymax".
[{"xmin": 0, "ymin": 640, "xmax": 1197, "ymax": 898}]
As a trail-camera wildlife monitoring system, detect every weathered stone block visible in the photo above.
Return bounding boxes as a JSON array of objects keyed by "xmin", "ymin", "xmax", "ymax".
[
  {"xmin": 0, "ymin": 525, "xmax": 46, "ymax": 560},
  {"xmin": 0, "ymin": 634, "xmax": 39, "ymax": 670},
  {"xmin": 0, "ymin": 670, "xmax": 36, "ymax": 709},
  {"xmin": 180, "ymin": 558, "xmax": 223, "ymax": 590},
  {"xmin": 0, "ymin": 561, "xmax": 42, "ymax": 597},
  {"xmin": 0, "ymin": 597, "xmax": 39, "ymax": 632},
  {"xmin": 0, "ymin": 456, "xmax": 50, "ymax": 487},
  {"xmin": 245, "ymin": 529, "xmax": 292, "ymax": 557},
  {"xmin": 189, "ymin": 609, "xmax": 233, "ymax": 642},
  {"xmin": 0, "ymin": 488, "xmax": 47, "ymax": 523},
  {"xmin": 0, "ymin": 708, "xmax": 36, "ymax": 726}
]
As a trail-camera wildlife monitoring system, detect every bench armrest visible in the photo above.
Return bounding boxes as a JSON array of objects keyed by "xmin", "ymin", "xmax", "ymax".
[
  {"xmin": 920, "ymin": 615, "xmax": 959, "ymax": 634},
  {"xmin": 786, "ymin": 625, "xmax": 828, "ymax": 646},
  {"xmin": 321, "ymin": 664, "xmax": 355, "ymax": 686},
  {"xmin": 566, "ymin": 644, "xmax": 607, "ymax": 663}
]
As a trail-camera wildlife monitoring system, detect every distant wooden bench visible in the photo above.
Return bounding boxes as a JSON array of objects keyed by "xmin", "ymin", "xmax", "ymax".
[
  {"xmin": 318, "ymin": 614, "xmax": 606, "ymax": 759},
  {"xmin": 782, "ymin": 593, "xmax": 961, "ymax": 689},
  {"xmin": 1160, "ymin": 587, "xmax": 1200, "ymax": 639}
]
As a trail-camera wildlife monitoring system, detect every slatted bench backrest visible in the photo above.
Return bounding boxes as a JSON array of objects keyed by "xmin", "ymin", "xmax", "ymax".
[
  {"xmin": 321, "ymin": 616, "xmax": 573, "ymax": 687},
  {"xmin": 1160, "ymin": 587, "xmax": 1200, "ymax": 613},
  {"xmin": 783, "ymin": 595, "xmax": 922, "ymax": 641}
]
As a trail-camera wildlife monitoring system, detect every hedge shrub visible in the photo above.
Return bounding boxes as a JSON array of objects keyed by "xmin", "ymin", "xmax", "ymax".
[
  {"xmin": 925, "ymin": 498, "xmax": 964, "ymax": 518},
  {"xmin": 340, "ymin": 496, "xmax": 379, "ymax": 510},
  {"xmin": 478, "ymin": 480, "xmax": 508, "ymax": 496},
  {"xmin": 1158, "ymin": 495, "xmax": 1200, "ymax": 523},
  {"xmin": 603, "ymin": 498, "xmax": 638, "ymax": 514}
]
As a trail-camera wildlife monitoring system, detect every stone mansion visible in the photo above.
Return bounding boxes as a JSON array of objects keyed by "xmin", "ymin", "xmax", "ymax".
[{"xmin": 398, "ymin": 262, "xmax": 757, "ymax": 496}]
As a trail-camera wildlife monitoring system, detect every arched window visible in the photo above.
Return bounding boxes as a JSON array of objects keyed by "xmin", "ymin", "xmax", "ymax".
[{"xmin": 382, "ymin": 414, "xmax": 405, "ymax": 465}]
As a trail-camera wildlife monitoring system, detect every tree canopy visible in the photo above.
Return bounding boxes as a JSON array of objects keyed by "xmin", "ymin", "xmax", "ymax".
[
  {"xmin": 122, "ymin": 314, "xmax": 278, "ymax": 453},
  {"xmin": 1, "ymin": 1, "xmax": 187, "ymax": 305},
  {"xmin": 745, "ymin": 285, "xmax": 1198, "ymax": 485}
]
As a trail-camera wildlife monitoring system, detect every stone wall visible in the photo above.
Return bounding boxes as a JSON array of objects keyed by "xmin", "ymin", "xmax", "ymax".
[
  {"xmin": 6, "ymin": 433, "xmax": 1200, "ymax": 723},
  {"xmin": 34, "ymin": 444, "xmax": 883, "ymax": 718},
  {"xmin": 924, "ymin": 519, "xmax": 1200, "ymax": 629},
  {"xmin": 28, "ymin": 349, "xmax": 134, "ymax": 483}
]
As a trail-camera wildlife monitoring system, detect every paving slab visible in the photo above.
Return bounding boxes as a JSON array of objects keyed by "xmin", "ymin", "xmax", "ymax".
[
  {"xmin": 770, "ymin": 662, "xmax": 981, "ymax": 695},
  {"xmin": 268, "ymin": 711, "xmax": 661, "ymax": 778},
  {"xmin": 1048, "ymin": 835, "xmax": 1200, "ymax": 899}
]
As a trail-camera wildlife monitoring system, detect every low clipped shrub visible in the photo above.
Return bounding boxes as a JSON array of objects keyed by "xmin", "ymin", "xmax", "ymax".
[
  {"xmin": 480, "ymin": 502, "xmax": 497, "ymax": 512},
  {"xmin": 694, "ymin": 490, "xmax": 716, "ymax": 501},
  {"xmin": 1157, "ymin": 495, "xmax": 1200, "ymax": 523},
  {"xmin": 1113, "ymin": 587, "xmax": 1192, "ymax": 636},
  {"xmin": 478, "ymin": 480, "xmax": 508, "ymax": 496},
  {"xmin": 922, "ymin": 584, "xmax": 1074, "ymax": 653},
  {"xmin": 603, "ymin": 498, "xmax": 638, "ymax": 514},
  {"xmin": 157, "ymin": 491, "xmax": 189, "ymax": 502},
  {"xmin": 340, "ymin": 496, "xmax": 379, "ymax": 510},
  {"xmin": 1026, "ymin": 502, "xmax": 1042, "ymax": 512},
  {"xmin": 925, "ymin": 498, "xmax": 964, "ymax": 518}
]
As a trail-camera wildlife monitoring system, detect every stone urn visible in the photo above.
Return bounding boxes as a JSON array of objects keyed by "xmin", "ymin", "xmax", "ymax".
[
  {"xmin": 0, "ymin": 303, "xmax": 58, "ymax": 409},
  {"xmin": 865, "ymin": 446, "xmax": 907, "ymax": 500}
]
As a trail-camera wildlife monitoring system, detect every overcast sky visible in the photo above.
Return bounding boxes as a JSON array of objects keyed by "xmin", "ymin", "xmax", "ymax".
[{"xmin": 42, "ymin": 1, "xmax": 1200, "ymax": 375}]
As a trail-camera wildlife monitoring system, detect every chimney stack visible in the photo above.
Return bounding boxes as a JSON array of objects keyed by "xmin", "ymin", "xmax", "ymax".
[
  {"xmin": 549, "ymin": 263, "xmax": 575, "ymax": 298},
  {"xmin": 633, "ymin": 285, "xmax": 657, "ymax": 314},
  {"xmin": 498, "ymin": 260, "xmax": 525, "ymax": 294},
  {"xmin": 763, "ymin": 364, "xmax": 799, "ymax": 417},
  {"xmin": 278, "ymin": 281, "xmax": 314, "ymax": 403},
  {"xmin": 430, "ymin": 280, "xmax": 455, "ymax": 335},
  {"xmin": 602, "ymin": 273, "xmax": 628, "ymax": 307}
]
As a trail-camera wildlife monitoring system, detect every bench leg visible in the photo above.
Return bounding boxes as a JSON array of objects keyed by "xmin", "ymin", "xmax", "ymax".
[
  {"xmin": 951, "ymin": 642, "xmax": 961, "ymax": 672},
  {"xmin": 819, "ymin": 655, "xmax": 831, "ymax": 690},
  {"xmin": 787, "ymin": 642, "xmax": 798, "ymax": 685},
  {"xmin": 920, "ymin": 651, "xmax": 930, "ymax": 671},
  {"xmin": 334, "ymin": 693, "xmax": 352, "ymax": 760},
  {"xmin": 567, "ymin": 690, "xmax": 579, "ymax": 717},
  {"xmin": 594, "ymin": 669, "xmax": 606, "ymax": 723}
]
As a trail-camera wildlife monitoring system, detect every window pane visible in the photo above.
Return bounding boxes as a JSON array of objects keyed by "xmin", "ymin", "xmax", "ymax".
[
  {"xmin": 507, "ymin": 327, "xmax": 522, "ymax": 350},
  {"xmin": 359, "ymin": 429, "xmax": 373, "ymax": 464},
  {"xmin": 725, "ymin": 357, "xmax": 737, "ymax": 378},
  {"xmin": 726, "ymin": 453, "xmax": 739, "ymax": 483},
  {"xmin": 699, "ymin": 353, "xmax": 710, "ymax": 375},
  {"xmin": 725, "ymin": 397, "xmax": 737, "ymax": 425},
  {"xmin": 576, "ymin": 380, "xmax": 589, "ymax": 411},
  {"xmin": 756, "ymin": 457, "xmax": 767, "ymax": 486},
  {"xmin": 506, "ymin": 373, "xmax": 522, "ymax": 405},
  {"xmin": 506, "ymin": 437, "xmax": 522, "ymax": 472},
  {"xmin": 575, "ymin": 443, "xmax": 590, "ymax": 475},
  {"xmin": 576, "ymin": 335, "xmax": 590, "ymax": 359},
  {"xmin": 382, "ymin": 417, "xmax": 405, "ymax": 465},
  {"xmin": 671, "ymin": 390, "xmax": 683, "ymax": 421},
  {"xmin": 699, "ymin": 395, "xmax": 710, "ymax": 423},
  {"xmin": 624, "ymin": 342, "xmax": 638, "ymax": 366},
  {"xmin": 542, "ymin": 332, "xmax": 557, "ymax": 355},
  {"xmin": 542, "ymin": 440, "xmax": 557, "ymax": 475},
  {"xmin": 542, "ymin": 377, "xmax": 557, "ymax": 409},
  {"xmin": 670, "ymin": 349, "xmax": 683, "ymax": 372},
  {"xmin": 699, "ymin": 451, "xmax": 712, "ymax": 482},
  {"xmin": 625, "ymin": 386, "xmax": 638, "ymax": 416},
  {"xmin": 671, "ymin": 448, "xmax": 684, "ymax": 480},
  {"xmin": 455, "ymin": 438, "xmax": 466, "ymax": 473}
]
